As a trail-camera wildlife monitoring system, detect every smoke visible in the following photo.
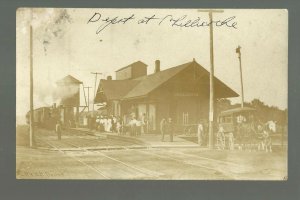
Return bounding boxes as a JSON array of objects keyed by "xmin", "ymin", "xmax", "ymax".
[
  {"xmin": 16, "ymin": 9, "xmax": 76, "ymax": 118},
  {"xmin": 31, "ymin": 8, "xmax": 73, "ymax": 55},
  {"xmin": 34, "ymin": 81, "xmax": 80, "ymax": 108},
  {"xmin": 53, "ymin": 84, "xmax": 80, "ymax": 103},
  {"xmin": 29, "ymin": 8, "xmax": 75, "ymax": 107},
  {"xmin": 34, "ymin": 83, "xmax": 58, "ymax": 107}
]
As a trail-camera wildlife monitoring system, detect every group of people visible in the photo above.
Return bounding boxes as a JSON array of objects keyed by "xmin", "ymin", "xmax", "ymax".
[
  {"xmin": 89, "ymin": 114, "xmax": 175, "ymax": 141},
  {"xmin": 125, "ymin": 113, "xmax": 148, "ymax": 136},
  {"xmin": 88, "ymin": 115, "xmax": 122, "ymax": 134},
  {"xmin": 216, "ymin": 126, "xmax": 234, "ymax": 150},
  {"xmin": 88, "ymin": 113, "xmax": 149, "ymax": 136}
]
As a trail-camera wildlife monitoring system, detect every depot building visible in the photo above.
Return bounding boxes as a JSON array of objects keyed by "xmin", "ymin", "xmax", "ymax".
[{"xmin": 94, "ymin": 59, "xmax": 238, "ymax": 133}]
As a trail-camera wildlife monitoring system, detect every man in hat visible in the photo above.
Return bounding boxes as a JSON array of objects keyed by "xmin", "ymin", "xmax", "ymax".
[
  {"xmin": 160, "ymin": 118, "xmax": 166, "ymax": 141},
  {"xmin": 55, "ymin": 120, "xmax": 62, "ymax": 140},
  {"xmin": 197, "ymin": 123, "xmax": 204, "ymax": 146},
  {"xmin": 166, "ymin": 117, "xmax": 174, "ymax": 142},
  {"xmin": 96, "ymin": 116, "xmax": 100, "ymax": 130}
]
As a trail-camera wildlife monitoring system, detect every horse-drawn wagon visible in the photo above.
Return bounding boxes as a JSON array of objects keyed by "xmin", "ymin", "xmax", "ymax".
[
  {"xmin": 218, "ymin": 107, "xmax": 274, "ymax": 151},
  {"xmin": 217, "ymin": 107, "xmax": 256, "ymax": 150}
]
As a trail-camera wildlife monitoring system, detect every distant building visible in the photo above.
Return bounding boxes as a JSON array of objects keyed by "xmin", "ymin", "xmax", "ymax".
[
  {"xmin": 56, "ymin": 75, "xmax": 82, "ymax": 107},
  {"xmin": 56, "ymin": 75, "xmax": 82, "ymax": 126},
  {"xmin": 94, "ymin": 60, "xmax": 238, "ymax": 133},
  {"xmin": 115, "ymin": 61, "xmax": 148, "ymax": 80}
]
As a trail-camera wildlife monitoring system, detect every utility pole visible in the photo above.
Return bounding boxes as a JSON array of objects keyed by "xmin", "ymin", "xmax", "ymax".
[
  {"xmin": 29, "ymin": 25, "xmax": 35, "ymax": 148},
  {"xmin": 81, "ymin": 84, "xmax": 88, "ymax": 108},
  {"xmin": 198, "ymin": 9, "xmax": 224, "ymax": 149},
  {"xmin": 236, "ymin": 46, "xmax": 244, "ymax": 108},
  {"xmin": 91, "ymin": 72, "xmax": 102, "ymax": 113},
  {"xmin": 84, "ymin": 86, "xmax": 92, "ymax": 112}
]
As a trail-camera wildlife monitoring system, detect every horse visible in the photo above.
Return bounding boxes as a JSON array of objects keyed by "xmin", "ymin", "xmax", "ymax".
[
  {"xmin": 236, "ymin": 121, "xmax": 276, "ymax": 152},
  {"xmin": 266, "ymin": 120, "xmax": 277, "ymax": 132},
  {"xmin": 256, "ymin": 121, "xmax": 276, "ymax": 152},
  {"xmin": 263, "ymin": 121, "xmax": 276, "ymax": 152}
]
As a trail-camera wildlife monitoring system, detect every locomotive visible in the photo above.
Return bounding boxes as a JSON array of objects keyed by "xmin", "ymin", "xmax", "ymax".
[{"xmin": 26, "ymin": 103, "xmax": 76, "ymax": 130}]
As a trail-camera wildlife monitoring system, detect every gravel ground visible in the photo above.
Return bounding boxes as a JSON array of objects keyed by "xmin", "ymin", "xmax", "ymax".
[{"xmin": 16, "ymin": 125, "xmax": 287, "ymax": 180}]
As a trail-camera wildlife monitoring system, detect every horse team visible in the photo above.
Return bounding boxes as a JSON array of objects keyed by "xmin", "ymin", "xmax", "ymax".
[{"xmin": 216, "ymin": 121, "xmax": 276, "ymax": 152}]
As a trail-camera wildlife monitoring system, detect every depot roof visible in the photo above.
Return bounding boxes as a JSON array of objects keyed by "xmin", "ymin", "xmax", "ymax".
[{"xmin": 94, "ymin": 60, "xmax": 239, "ymax": 103}]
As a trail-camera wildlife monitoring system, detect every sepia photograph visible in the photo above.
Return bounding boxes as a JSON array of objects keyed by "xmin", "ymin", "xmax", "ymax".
[{"xmin": 16, "ymin": 8, "xmax": 288, "ymax": 180}]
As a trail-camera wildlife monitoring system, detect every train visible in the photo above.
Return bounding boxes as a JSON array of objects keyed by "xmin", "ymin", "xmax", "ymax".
[{"xmin": 26, "ymin": 104, "xmax": 76, "ymax": 130}]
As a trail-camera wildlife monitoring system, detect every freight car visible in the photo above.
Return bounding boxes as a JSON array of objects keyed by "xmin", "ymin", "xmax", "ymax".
[{"xmin": 26, "ymin": 105, "xmax": 61, "ymax": 130}]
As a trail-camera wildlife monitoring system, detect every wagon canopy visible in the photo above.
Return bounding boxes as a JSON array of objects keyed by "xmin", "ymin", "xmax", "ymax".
[{"xmin": 219, "ymin": 107, "xmax": 256, "ymax": 117}]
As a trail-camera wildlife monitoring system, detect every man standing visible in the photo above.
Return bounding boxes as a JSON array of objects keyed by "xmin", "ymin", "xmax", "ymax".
[
  {"xmin": 55, "ymin": 120, "xmax": 62, "ymax": 140},
  {"xmin": 166, "ymin": 118, "xmax": 174, "ymax": 142},
  {"xmin": 112, "ymin": 116, "xmax": 117, "ymax": 132},
  {"xmin": 130, "ymin": 116, "xmax": 137, "ymax": 136},
  {"xmin": 197, "ymin": 123, "xmax": 204, "ymax": 146},
  {"xmin": 96, "ymin": 116, "xmax": 100, "ymax": 130},
  {"xmin": 160, "ymin": 118, "xmax": 166, "ymax": 141},
  {"xmin": 141, "ymin": 113, "xmax": 147, "ymax": 134},
  {"xmin": 136, "ymin": 119, "xmax": 142, "ymax": 136}
]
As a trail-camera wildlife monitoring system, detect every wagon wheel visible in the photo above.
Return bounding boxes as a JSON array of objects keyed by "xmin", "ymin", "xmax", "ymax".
[
  {"xmin": 184, "ymin": 125, "xmax": 195, "ymax": 136},
  {"xmin": 183, "ymin": 126, "xmax": 190, "ymax": 136},
  {"xmin": 189, "ymin": 126, "xmax": 197, "ymax": 136}
]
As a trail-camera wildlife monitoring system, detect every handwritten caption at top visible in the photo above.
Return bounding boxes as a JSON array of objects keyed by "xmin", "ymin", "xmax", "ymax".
[{"xmin": 87, "ymin": 13, "xmax": 237, "ymax": 35}]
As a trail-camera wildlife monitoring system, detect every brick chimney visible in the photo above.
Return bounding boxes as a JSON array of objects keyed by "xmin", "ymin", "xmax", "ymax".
[{"xmin": 155, "ymin": 60, "xmax": 160, "ymax": 73}]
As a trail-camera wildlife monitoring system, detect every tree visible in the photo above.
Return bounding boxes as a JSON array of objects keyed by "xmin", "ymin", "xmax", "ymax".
[
  {"xmin": 217, "ymin": 98, "xmax": 287, "ymax": 126},
  {"xmin": 250, "ymin": 99, "xmax": 287, "ymax": 125}
]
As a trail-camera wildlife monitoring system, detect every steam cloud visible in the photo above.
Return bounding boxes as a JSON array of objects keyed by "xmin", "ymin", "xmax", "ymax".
[{"xmin": 34, "ymin": 81, "xmax": 80, "ymax": 108}]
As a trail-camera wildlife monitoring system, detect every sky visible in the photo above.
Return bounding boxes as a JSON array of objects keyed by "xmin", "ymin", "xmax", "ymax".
[{"xmin": 16, "ymin": 8, "xmax": 288, "ymax": 122}]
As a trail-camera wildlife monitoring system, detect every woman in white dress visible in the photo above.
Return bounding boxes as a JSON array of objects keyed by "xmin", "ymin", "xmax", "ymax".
[
  {"xmin": 107, "ymin": 117, "xmax": 112, "ymax": 132},
  {"xmin": 103, "ymin": 117, "xmax": 108, "ymax": 132}
]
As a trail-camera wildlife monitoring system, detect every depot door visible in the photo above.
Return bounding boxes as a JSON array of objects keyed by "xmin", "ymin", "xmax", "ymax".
[
  {"xmin": 137, "ymin": 104, "xmax": 146, "ymax": 120},
  {"xmin": 148, "ymin": 104, "xmax": 156, "ymax": 132}
]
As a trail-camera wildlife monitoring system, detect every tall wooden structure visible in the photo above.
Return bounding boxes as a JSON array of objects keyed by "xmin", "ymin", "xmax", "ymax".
[{"xmin": 56, "ymin": 75, "xmax": 82, "ymax": 127}]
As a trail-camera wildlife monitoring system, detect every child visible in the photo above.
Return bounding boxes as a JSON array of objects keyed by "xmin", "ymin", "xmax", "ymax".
[
  {"xmin": 228, "ymin": 132, "xmax": 234, "ymax": 150},
  {"xmin": 217, "ymin": 126, "xmax": 225, "ymax": 150}
]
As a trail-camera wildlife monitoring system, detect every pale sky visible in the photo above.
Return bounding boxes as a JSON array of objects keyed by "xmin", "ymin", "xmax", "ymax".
[{"xmin": 16, "ymin": 8, "xmax": 288, "ymax": 119}]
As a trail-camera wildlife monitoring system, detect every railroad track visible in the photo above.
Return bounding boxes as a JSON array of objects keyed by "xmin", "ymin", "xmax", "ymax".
[
  {"xmin": 36, "ymin": 134, "xmax": 245, "ymax": 179},
  {"xmin": 108, "ymin": 145, "xmax": 246, "ymax": 177},
  {"xmin": 63, "ymin": 129, "xmax": 139, "ymax": 149},
  {"xmin": 64, "ymin": 135, "xmax": 245, "ymax": 170},
  {"xmin": 38, "ymin": 137, "xmax": 110, "ymax": 179},
  {"xmin": 141, "ymin": 148, "xmax": 249, "ymax": 175},
  {"xmin": 36, "ymin": 137, "xmax": 163, "ymax": 179},
  {"xmin": 61, "ymin": 139, "xmax": 163, "ymax": 178}
]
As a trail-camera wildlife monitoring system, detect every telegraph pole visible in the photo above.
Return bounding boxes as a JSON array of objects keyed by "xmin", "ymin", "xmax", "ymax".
[
  {"xmin": 29, "ymin": 25, "xmax": 35, "ymax": 148},
  {"xmin": 91, "ymin": 72, "xmax": 102, "ymax": 112},
  {"xmin": 84, "ymin": 86, "xmax": 92, "ymax": 112},
  {"xmin": 236, "ymin": 46, "xmax": 244, "ymax": 108},
  {"xmin": 198, "ymin": 9, "xmax": 224, "ymax": 149},
  {"xmin": 81, "ymin": 84, "xmax": 88, "ymax": 108}
]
